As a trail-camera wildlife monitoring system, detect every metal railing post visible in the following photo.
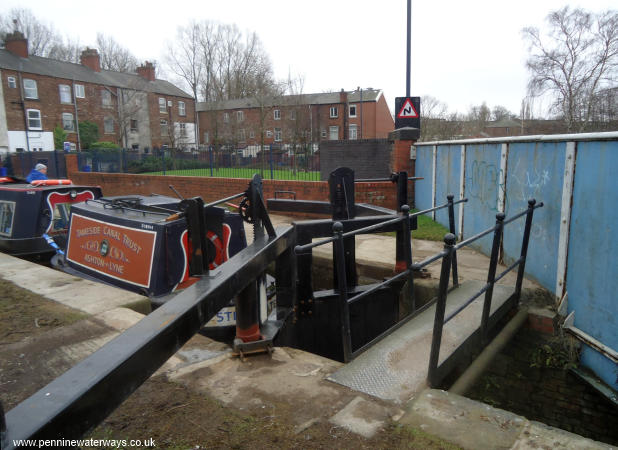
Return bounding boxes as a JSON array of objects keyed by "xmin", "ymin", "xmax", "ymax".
[
  {"xmin": 447, "ymin": 194, "xmax": 459, "ymax": 287},
  {"xmin": 427, "ymin": 233, "xmax": 455, "ymax": 387},
  {"xmin": 269, "ymin": 144, "xmax": 274, "ymax": 180},
  {"xmin": 334, "ymin": 221, "xmax": 352, "ymax": 363},
  {"xmin": 481, "ymin": 212, "xmax": 505, "ymax": 343},
  {"xmin": 515, "ymin": 199, "xmax": 536, "ymax": 300},
  {"xmin": 401, "ymin": 205, "xmax": 415, "ymax": 312},
  {"xmin": 209, "ymin": 145, "xmax": 214, "ymax": 177}
]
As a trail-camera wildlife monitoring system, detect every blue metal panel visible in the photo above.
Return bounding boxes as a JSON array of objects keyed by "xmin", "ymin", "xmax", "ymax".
[
  {"xmin": 462, "ymin": 144, "xmax": 502, "ymax": 254},
  {"xmin": 503, "ymin": 142, "xmax": 565, "ymax": 291},
  {"xmin": 435, "ymin": 145, "xmax": 462, "ymax": 235},
  {"xmin": 414, "ymin": 145, "xmax": 434, "ymax": 213},
  {"xmin": 566, "ymin": 140, "xmax": 618, "ymax": 390}
]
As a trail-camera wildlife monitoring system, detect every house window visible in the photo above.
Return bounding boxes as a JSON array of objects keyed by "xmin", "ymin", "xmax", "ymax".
[
  {"xmin": 329, "ymin": 106, "xmax": 338, "ymax": 118},
  {"xmin": 179, "ymin": 123, "xmax": 187, "ymax": 137},
  {"xmin": 290, "ymin": 110, "xmax": 296, "ymax": 120},
  {"xmin": 236, "ymin": 110, "xmax": 244, "ymax": 122},
  {"xmin": 7, "ymin": 76, "xmax": 16, "ymax": 89},
  {"xmin": 349, "ymin": 104, "xmax": 357, "ymax": 117},
  {"xmin": 274, "ymin": 128, "xmax": 282, "ymax": 142},
  {"xmin": 349, "ymin": 124, "xmax": 358, "ymax": 140},
  {"xmin": 59, "ymin": 84, "xmax": 71, "ymax": 104},
  {"xmin": 23, "ymin": 79, "xmax": 38, "ymax": 99},
  {"xmin": 203, "ymin": 131, "xmax": 209, "ymax": 143},
  {"xmin": 178, "ymin": 101, "xmax": 186, "ymax": 116},
  {"xmin": 26, "ymin": 109, "xmax": 42, "ymax": 130},
  {"xmin": 321, "ymin": 128, "xmax": 326, "ymax": 138},
  {"xmin": 74, "ymin": 84, "xmax": 85, "ymax": 98},
  {"xmin": 223, "ymin": 112, "xmax": 229, "ymax": 123},
  {"xmin": 249, "ymin": 130, "xmax": 255, "ymax": 139},
  {"xmin": 239, "ymin": 128, "xmax": 246, "ymax": 141},
  {"xmin": 160, "ymin": 119, "xmax": 168, "ymax": 136},
  {"xmin": 0, "ymin": 201, "xmax": 16, "ymax": 237},
  {"xmin": 274, "ymin": 109, "xmax": 281, "ymax": 120},
  {"xmin": 101, "ymin": 90, "xmax": 112, "ymax": 107},
  {"xmin": 266, "ymin": 130, "xmax": 273, "ymax": 138},
  {"xmin": 130, "ymin": 119, "xmax": 138, "ymax": 132},
  {"xmin": 159, "ymin": 97, "xmax": 167, "ymax": 113},
  {"xmin": 104, "ymin": 116, "xmax": 114, "ymax": 134},
  {"xmin": 329, "ymin": 126, "xmax": 339, "ymax": 140},
  {"xmin": 62, "ymin": 113, "xmax": 75, "ymax": 131}
]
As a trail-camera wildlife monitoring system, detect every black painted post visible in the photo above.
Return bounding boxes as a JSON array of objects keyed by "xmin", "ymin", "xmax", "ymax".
[
  {"xmin": 515, "ymin": 199, "xmax": 537, "ymax": 301},
  {"xmin": 401, "ymin": 205, "xmax": 415, "ymax": 312},
  {"xmin": 447, "ymin": 194, "xmax": 459, "ymax": 287},
  {"xmin": 1, "ymin": 400, "xmax": 6, "ymax": 447},
  {"xmin": 427, "ymin": 233, "xmax": 455, "ymax": 387},
  {"xmin": 395, "ymin": 171, "xmax": 408, "ymax": 273},
  {"xmin": 334, "ymin": 222, "xmax": 352, "ymax": 363},
  {"xmin": 481, "ymin": 213, "xmax": 505, "ymax": 343}
]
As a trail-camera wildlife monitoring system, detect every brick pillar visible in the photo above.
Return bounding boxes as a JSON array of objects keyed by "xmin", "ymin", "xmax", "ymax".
[
  {"xmin": 388, "ymin": 127, "xmax": 419, "ymax": 205},
  {"xmin": 66, "ymin": 154, "xmax": 79, "ymax": 178}
]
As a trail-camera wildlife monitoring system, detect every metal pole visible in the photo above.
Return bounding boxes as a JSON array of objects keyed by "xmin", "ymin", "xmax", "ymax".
[
  {"xmin": 402, "ymin": 205, "xmax": 415, "ymax": 312},
  {"xmin": 427, "ymin": 233, "xmax": 455, "ymax": 387},
  {"xmin": 334, "ymin": 221, "xmax": 352, "ymax": 362},
  {"xmin": 209, "ymin": 145, "xmax": 213, "ymax": 177},
  {"xmin": 447, "ymin": 194, "xmax": 459, "ymax": 287},
  {"xmin": 269, "ymin": 144, "xmax": 274, "ymax": 180},
  {"xmin": 406, "ymin": 0, "xmax": 411, "ymax": 97},
  {"xmin": 360, "ymin": 88, "xmax": 363, "ymax": 139},
  {"xmin": 481, "ymin": 213, "xmax": 505, "ymax": 343},
  {"xmin": 515, "ymin": 199, "xmax": 536, "ymax": 300}
]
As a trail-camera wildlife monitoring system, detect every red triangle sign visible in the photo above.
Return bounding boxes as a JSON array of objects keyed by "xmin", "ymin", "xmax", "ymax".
[{"xmin": 397, "ymin": 98, "xmax": 419, "ymax": 118}]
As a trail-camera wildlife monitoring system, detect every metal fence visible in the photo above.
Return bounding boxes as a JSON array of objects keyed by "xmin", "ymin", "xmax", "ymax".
[
  {"xmin": 76, "ymin": 144, "xmax": 321, "ymax": 181},
  {"xmin": 2, "ymin": 151, "xmax": 68, "ymax": 179}
]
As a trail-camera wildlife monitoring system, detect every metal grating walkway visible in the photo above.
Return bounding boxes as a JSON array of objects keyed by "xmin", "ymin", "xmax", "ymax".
[{"xmin": 327, "ymin": 280, "xmax": 515, "ymax": 403}]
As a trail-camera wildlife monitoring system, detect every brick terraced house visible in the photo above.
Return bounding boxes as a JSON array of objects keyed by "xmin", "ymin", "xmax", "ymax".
[
  {"xmin": 0, "ymin": 31, "xmax": 195, "ymax": 153},
  {"xmin": 197, "ymin": 88, "xmax": 394, "ymax": 153}
]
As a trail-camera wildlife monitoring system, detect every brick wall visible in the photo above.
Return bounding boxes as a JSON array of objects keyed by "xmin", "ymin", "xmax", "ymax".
[
  {"xmin": 66, "ymin": 154, "xmax": 407, "ymax": 210},
  {"xmin": 467, "ymin": 327, "xmax": 618, "ymax": 446}
]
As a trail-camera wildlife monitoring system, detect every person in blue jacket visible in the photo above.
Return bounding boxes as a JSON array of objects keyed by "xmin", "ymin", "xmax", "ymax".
[{"xmin": 26, "ymin": 163, "xmax": 48, "ymax": 183}]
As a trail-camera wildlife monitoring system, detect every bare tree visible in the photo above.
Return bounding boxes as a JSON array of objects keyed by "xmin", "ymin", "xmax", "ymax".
[
  {"xmin": 96, "ymin": 33, "xmax": 138, "ymax": 72},
  {"xmin": 0, "ymin": 8, "xmax": 62, "ymax": 57},
  {"xmin": 491, "ymin": 105, "xmax": 516, "ymax": 121},
  {"xmin": 523, "ymin": 6, "xmax": 618, "ymax": 132}
]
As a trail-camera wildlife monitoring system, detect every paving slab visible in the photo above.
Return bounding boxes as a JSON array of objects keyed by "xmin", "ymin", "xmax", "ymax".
[{"xmin": 401, "ymin": 389, "xmax": 612, "ymax": 450}]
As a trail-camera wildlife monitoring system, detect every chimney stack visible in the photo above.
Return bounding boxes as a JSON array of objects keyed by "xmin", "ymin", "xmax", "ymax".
[
  {"xmin": 5, "ymin": 31, "xmax": 28, "ymax": 58},
  {"xmin": 137, "ymin": 61, "xmax": 156, "ymax": 81},
  {"xmin": 81, "ymin": 48, "xmax": 101, "ymax": 72}
]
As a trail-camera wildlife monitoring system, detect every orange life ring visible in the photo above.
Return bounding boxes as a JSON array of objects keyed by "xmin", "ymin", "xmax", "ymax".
[
  {"xmin": 207, "ymin": 231, "xmax": 225, "ymax": 269},
  {"xmin": 31, "ymin": 179, "xmax": 73, "ymax": 186},
  {"xmin": 0, "ymin": 177, "xmax": 14, "ymax": 183}
]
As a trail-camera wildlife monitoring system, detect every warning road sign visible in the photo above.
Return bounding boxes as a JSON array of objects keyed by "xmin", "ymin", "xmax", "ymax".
[{"xmin": 395, "ymin": 97, "xmax": 421, "ymax": 129}]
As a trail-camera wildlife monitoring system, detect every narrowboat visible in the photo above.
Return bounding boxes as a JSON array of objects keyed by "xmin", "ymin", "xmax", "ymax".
[
  {"xmin": 0, "ymin": 176, "xmax": 102, "ymax": 257},
  {"xmin": 53, "ymin": 193, "xmax": 272, "ymax": 337}
]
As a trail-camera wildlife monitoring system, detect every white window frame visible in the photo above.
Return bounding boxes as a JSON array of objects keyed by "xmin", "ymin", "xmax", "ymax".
[
  {"xmin": 179, "ymin": 122, "xmax": 187, "ymax": 137},
  {"xmin": 0, "ymin": 201, "xmax": 16, "ymax": 237},
  {"xmin": 101, "ymin": 90, "xmax": 112, "ymax": 107},
  {"xmin": 321, "ymin": 129, "xmax": 326, "ymax": 138},
  {"xmin": 178, "ymin": 101, "xmax": 186, "ymax": 116},
  {"xmin": 130, "ymin": 119, "xmax": 138, "ymax": 132},
  {"xmin": 159, "ymin": 97, "xmax": 167, "ymax": 113},
  {"xmin": 329, "ymin": 126, "xmax": 339, "ymax": 140},
  {"xmin": 23, "ymin": 79, "xmax": 38, "ymax": 99},
  {"xmin": 59, "ymin": 84, "xmax": 71, "ymax": 104},
  {"xmin": 274, "ymin": 127, "xmax": 282, "ymax": 142},
  {"xmin": 349, "ymin": 104, "xmax": 357, "ymax": 117},
  {"xmin": 104, "ymin": 116, "xmax": 114, "ymax": 134},
  {"xmin": 266, "ymin": 130, "xmax": 273, "ymax": 138},
  {"xmin": 239, "ymin": 128, "xmax": 246, "ymax": 141},
  {"xmin": 203, "ymin": 131, "xmax": 209, "ymax": 143},
  {"xmin": 236, "ymin": 110, "xmax": 244, "ymax": 122},
  {"xmin": 62, "ymin": 113, "xmax": 75, "ymax": 131},
  {"xmin": 223, "ymin": 112, "xmax": 230, "ymax": 123},
  {"xmin": 160, "ymin": 119, "xmax": 168, "ymax": 136},
  {"xmin": 249, "ymin": 130, "xmax": 255, "ymax": 139},
  {"xmin": 290, "ymin": 110, "xmax": 296, "ymax": 120},
  {"xmin": 329, "ymin": 106, "xmax": 338, "ymax": 118},
  {"xmin": 274, "ymin": 109, "xmax": 281, "ymax": 120},
  {"xmin": 26, "ymin": 109, "xmax": 42, "ymax": 130},
  {"xmin": 7, "ymin": 76, "xmax": 16, "ymax": 89},
  {"xmin": 74, "ymin": 84, "xmax": 85, "ymax": 98},
  {"xmin": 349, "ymin": 124, "xmax": 358, "ymax": 140}
]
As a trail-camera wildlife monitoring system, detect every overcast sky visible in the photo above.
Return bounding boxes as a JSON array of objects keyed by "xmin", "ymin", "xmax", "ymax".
[{"xmin": 1, "ymin": 0, "xmax": 615, "ymax": 116}]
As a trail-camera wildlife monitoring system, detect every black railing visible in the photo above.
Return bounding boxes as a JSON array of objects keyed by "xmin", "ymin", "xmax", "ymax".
[
  {"xmin": 294, "ymin": 195, "xmax": 467, "ymax": 363},
  {"xmin": 424, "ymin": 199, "xmax": 543, "ymax": 387}
]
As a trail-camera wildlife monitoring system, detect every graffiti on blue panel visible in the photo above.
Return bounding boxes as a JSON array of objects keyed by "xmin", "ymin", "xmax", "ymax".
[{"xmin": 466, "ymin": 160, "xmax": 507, "ymax": 212}]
